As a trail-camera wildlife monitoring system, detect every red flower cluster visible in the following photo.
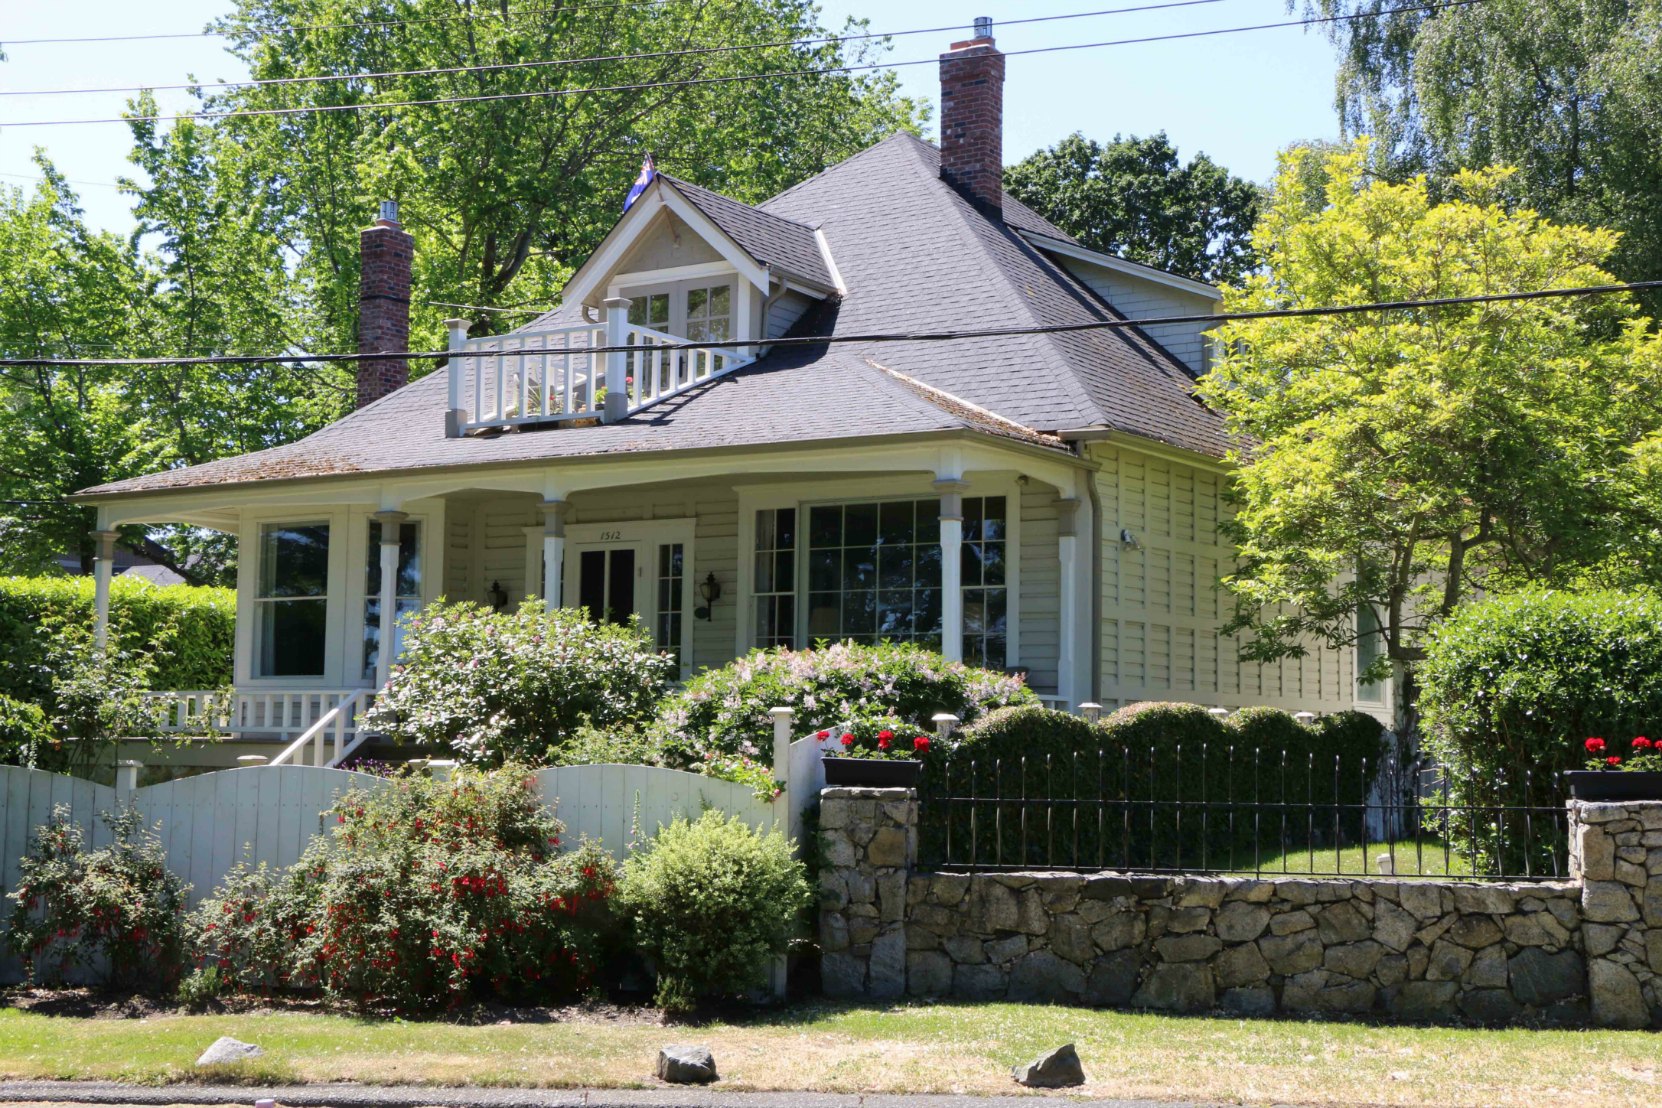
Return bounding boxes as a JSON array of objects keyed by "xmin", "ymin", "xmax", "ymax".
[
  {"xmin": 1634, "ymin": 736, "xmax": 1653, "ymax": 750},
  {"xmin": 913, "ymin": 735, "xmax": 930, "ymax": 753},
  {"xmin": 877, "ymin": 729, "xmax": 894, "ymax": 751},
  {"xmin": 1586, "ymin": 737, "xmax": 1607, "ymax": 754}
]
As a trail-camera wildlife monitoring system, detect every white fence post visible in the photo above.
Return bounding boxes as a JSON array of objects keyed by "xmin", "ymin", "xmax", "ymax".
[
  {"xmin": 1080, "ymin": 702, "xmax": 1103, "ymax": 725},
  {"xmin": 931, "ymin": 712, "xmax": 959, "ymax": 747},
  {"xmin": 767, "ymin": 706, "xmax": 794, "ymax": 1002},
  {"xmin": 601, "ymin": 296, "xmax": 631, "ymax": 422},
  {"xmin": 115, "ymin": 760, "xmax": 141, "ymax": 807},
  {"xmin": 445, "ymin": 318, "xmax": 470, "ymax": 436}
]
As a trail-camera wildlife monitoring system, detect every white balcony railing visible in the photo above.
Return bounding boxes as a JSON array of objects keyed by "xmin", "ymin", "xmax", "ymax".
[
  {"xmin": 150, "ymin": 689, "xmax": 361, "ymax": 742},
  {"xmin": 444, "ymin": 304, "xmax": 751, "ymax": 434}
]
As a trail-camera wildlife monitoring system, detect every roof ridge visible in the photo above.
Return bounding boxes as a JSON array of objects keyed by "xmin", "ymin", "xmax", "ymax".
[
  {"xmin": 758, "ymin": 131, "xmax": 926, "ymax": 211},
  {"xmin": 660, "ymin": 173, "xmax": 821, "ymax": 234}
]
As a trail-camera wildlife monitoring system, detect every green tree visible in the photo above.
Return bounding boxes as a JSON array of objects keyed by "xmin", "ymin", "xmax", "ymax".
[
  {"xmin": 1005, "ymin": 131, "xmax": 1262, "ymax": 285},
  {"xmin": 1311, "ymin": 0, "xmax": 1662, "ymax": 309},
  {"xmin": 202, "ymin": 0, "xmax": 926, "ymax": 348},
  {"xmin": 1195, "ymin": 142, "xmax": 1662, "ymax": 711}
]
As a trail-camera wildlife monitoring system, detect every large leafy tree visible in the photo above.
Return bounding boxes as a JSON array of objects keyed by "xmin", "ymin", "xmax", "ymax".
[
  {"xmin": 203, "ymin": 0, "xmax": 926, "ymax": 349},
  {"xmin": 1005, "ymin": 131, "xmax": 1262, "ymax": 285},
  {"xmin": 1195, "ymin": 142, "xmax": 1662, "ymax": 705},
  {"xmin": 1310, "ymin": 0, "xmax": 1662, "ymax": 308}
]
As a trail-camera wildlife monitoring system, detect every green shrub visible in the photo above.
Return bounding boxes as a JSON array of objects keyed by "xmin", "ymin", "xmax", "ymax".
[
  {"xmin": 0, "ymin": 694, "xmax": 51, "ymax": 766},
  {"xmin": 190, "ymin": 766, "xmax": 617, "ymax": 1011},
  {"xmin": 4, "ymin": 805, "xmax": 190, "ymax": 990},
  {"xmin": 652, "ymin": 641, "xmax": 1036, "ymax": 767},
  {"xmin": 35, "ymin": 636, "xmax": 168, "ymax": 775},
  {"xmin": 616, "ymin": 810, "xmax": 810, "ymax": 1010},
  {"xmin": 0, "ymin": 576, "xmax": 233, "ymax": 706},
  {"xmin": 360, "ymin": 599, "xmax": 676, "ymax": 766},
  {"xmin": 1419, "ymin": 588, "xmax": 1662, "ymax": 869}
]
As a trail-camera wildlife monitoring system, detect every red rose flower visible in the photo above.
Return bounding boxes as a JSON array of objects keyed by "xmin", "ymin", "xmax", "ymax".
[
  {"xmin": 816, "ymin": 730, "xmax": 830, "ymax": 742},
  {"xmin": 913, "ymin": 735, "xmax": 930, "ymax": 753},
  {"xmin": 1633, "ymin": 736, "xmax": 1652, "ymax": 750},
  {"xmin": 1585, "ymin": 737, "xmax": 1606, "ymax": 753},
  {"xmin": 841, "ymin": 734, "xmax": 854, "ymax": 747},
  {"xmin": 878, "ymin": 729, "xmax": 895, "ymax": 741},
  {"xmin": 1608, "ymin": 755, "xmax": 1623, "ymax": 766},
  {"xmin": 877, "ymin": 735, "xmax": 892, "ymax": 751}
]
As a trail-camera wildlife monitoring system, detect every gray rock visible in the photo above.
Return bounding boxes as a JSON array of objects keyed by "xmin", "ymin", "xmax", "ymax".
[
  {"xmin": 1214, "ymin": 902, "xmax": 1270, "ymax": 943},
  {"xmin": 657, "ymin": 1044, "xmax": 718, "ymax": 1084},
  {"xmin": 1048, "ymin": 913, "xmax": 1094, "ymax": 964},
  {"xmin": 1164, "ymin": 906, "xmax": 1213, "ymax": 934},
  {"xmin": 1445, "ymin": 914, "xmax": 1503, "ymax": 950},
  {"xmin": 196, "ymin": 1037, "xmax": 264, "ymax": 1067},
  {"xmin": 1090, "ymin": 912, "xmax": 1146, "ymax": 952},
  {"xmin": 1016, "ymin": 888, "xmax": 1049, "ymax": 935},
  {"xmin": 1389, "ymin": 980, "xmax": 1458, "ymax": 1020},
  {"xmin": 906, "ymin": 951, "xmax": 952, "ymax": 997},
  {"xmin": 1175, "ymin": 879, "xmax": 1227, "ymax": 908},
  {"xmin": 1459, "ymin": 989, "xmax": 1522, "ymax": 1025},
  {"xmin": 820, "ymin": 951, "xmax": 866, "ymax": 997},
  {"xmin": 969, "ymin": 880, "xmax": 1021, "ymax": 933},
  {"xmin": 1008, "ymin": 950, "xmax": 1087, "ymax": 1003},
  {"xmin": 866, "ymin": 826, "xmax": 909, "ymax": 867},
  {"xmin": 1589, "ymin": 960, "xmax": 1649, "ymax": 1028},
  {"xmin": 1397, "ymin": 883, "xmax": 1445, "ymax": 920},
  {"xmin": 1316, "ymin": 901, "xmax": 1370, "ymax": 944},
  {"xmin": 1220, "ymin": 986, "xmax": 1276, "ymax": 1016},
  {"xmin": 1375, "ymin": 953, "xmax": 1409, "ymax": 987},
  {"xmin": 1503, "ymin": 911, "xmax": 1567, "ymax": 948},
  {"xmin": 1131, "ymin": 963, "xmax": 1215, "ymax": 1012},
  {"xmin": 942, "ymin": 935, "xmax": 987, "ymax": 965},
  {"xmin": 1467, "ymin": 945, "xmax": 1509, "ymax": 989},
  {"xmin": 1216, "ymin": 942, "xmax": 1271, "ymax": 988},
  {"xmin": 1268, "ymin": 909, "xmax": 1315, "ymax": 936},
  {"xmin": 1258, "ymin": 929, "xmax": 1323, "ymax": 975},
  {"xmin": 1371, "ymin": 898, "xmax": 1417, "ymax": 953},
  {"xmin": 1425, "ymin": 939, "xmax": 1475, "ymax": 981},
  {"xmin": 1576, "ymin": 824, "xmax": 1615, "ymax": 881},
  {"xmin": 1155, "ymin": 933, "xmax": 1222, "ymax": 963},
  {"xmin": 1450, "ymin": 885, "xmax": 1516, "ymax": 915},
  {"xmin": 1584, "ymin": 923, "xmax": 1625, "ymax": 957},
  {"xmin": 953, "ymin": 962, "xmax": 1006, "ymax": 1001},
  {"xmin": 1012, "ymin": 1043, "xmax": 1086, "ymax": 1089},
  {"xmin": 1583, "ymin": 881, "xmax": 1640, "ymax": 923},
  {"xmin": 1323, "ymin": 940, "xmax": 1384, "ymax": 980},
  {"xmin": 1084, "ymin": 950, "xmax": 1142, "ymax": 1006},
  {"xmin": 869, "ymin": 929, "xmax": 907, "ymax": 998},
  {"xmin": 985, "ymin": 934, "xmax": 1029, "ymax": 965}
]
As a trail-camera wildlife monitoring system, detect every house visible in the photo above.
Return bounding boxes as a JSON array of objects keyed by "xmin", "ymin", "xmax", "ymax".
[{"xmin": 73, "ymin": 25, "xmax": 1376, "ymax": 766}]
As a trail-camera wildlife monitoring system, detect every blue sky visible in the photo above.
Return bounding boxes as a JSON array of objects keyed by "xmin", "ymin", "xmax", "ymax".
[{"xmin": 0, "ymin": 0, "xmax": 1342, "ymax": 234}]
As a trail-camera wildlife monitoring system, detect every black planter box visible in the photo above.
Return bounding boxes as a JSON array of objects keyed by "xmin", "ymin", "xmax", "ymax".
[
  {"xmin": 822, "ymin": 758, "xmax": 923, "ymax": 788},
  {"xmin": 1563, "ymin": 770, "xmax": 1662, "ymax": 801}
]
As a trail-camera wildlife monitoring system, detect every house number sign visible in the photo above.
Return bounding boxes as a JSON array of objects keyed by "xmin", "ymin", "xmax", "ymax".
[{"xmin": 598, "ymin": 530, "xmax": 624, "ymax": 541}]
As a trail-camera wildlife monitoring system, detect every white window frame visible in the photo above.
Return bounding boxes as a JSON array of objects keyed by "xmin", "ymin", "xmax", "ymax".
[
  {"xmin": 735, "ymin": 476, "xmax": 1022, "ymax": 668},
  {"xmin": 557, "ymin": 518, "xmax": 697, "ymax": 677},
  {"xmin": 611, "ymin": 268, "xmax": 739, "ymax": 347}
]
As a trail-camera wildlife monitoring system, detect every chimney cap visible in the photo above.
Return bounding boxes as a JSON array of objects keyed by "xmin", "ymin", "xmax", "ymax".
[
  {"xmin": 973, "ymin": 16, "xmax": 993, "ymax": 39},
  {"xmin": 377, "ymin": 199, "xmax": 400, "ymax": 225}
]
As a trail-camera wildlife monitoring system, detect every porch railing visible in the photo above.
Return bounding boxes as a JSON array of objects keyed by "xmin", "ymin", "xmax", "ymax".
[
  {"xmin": 446, "ymin": 313, "xmax": 750, "ymax": 434},
  {"xmin": 150, "ymin": 689, "xmax": 361, "ymax": 743},
  {"xmin": 269, "ymin": 688, "xmax": 378, "ymax": 768}
]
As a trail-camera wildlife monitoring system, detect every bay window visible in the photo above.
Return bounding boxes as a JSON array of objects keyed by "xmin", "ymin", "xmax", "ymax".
[{"xmin": 256, "ymin": 523, "xmax": 330, "ymax": 678}]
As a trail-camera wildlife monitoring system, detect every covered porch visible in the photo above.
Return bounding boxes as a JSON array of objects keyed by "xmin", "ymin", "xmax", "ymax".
[{"xmin": 88, "ymin": 437, "xmax": 1097, "ymax": 767}]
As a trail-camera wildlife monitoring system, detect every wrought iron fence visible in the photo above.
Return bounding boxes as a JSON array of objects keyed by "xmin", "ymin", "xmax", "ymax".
[{"xmin": 917, "ymin": 745, "xmax": 1569, "ymax": 881}]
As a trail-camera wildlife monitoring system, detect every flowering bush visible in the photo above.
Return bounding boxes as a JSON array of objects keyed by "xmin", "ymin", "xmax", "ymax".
[
  {"xmin": 616, "ymin": 810, "xmax": 809, "ymax": 1011},
  {"xmin": 189, "ymin": 766, "xmax": 617, "ymax": 1010},
  {"xmin": 4, "ymin": 805, "xmax": 189, "ymax": 990},
  {"xmin": 1582, "ymin": 734, "xmax": 1662, "ymax": 771},
  {"xmin": 651, "ymin": 640, "xmax": 1034, "ymax": 767},
  {"xmin": 821, "ymin": 715, "xmax": 932, "ymax": 760},
  {"xmin": 696, "ymin": 753, "xmax": 783, "ymax": 801},
  {"xmin": 0, "ymin": 694, "xmax": 51, "ymax": 766},
  {"xmin": 360, "ymin": 598, "xmax": 676, "ymax": 766}
]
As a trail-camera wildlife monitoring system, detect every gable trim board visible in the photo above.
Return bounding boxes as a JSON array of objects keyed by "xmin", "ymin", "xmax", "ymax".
[{"xmin": 1019, "ymin": 232, "xmax": 1223, "ymax": 301}]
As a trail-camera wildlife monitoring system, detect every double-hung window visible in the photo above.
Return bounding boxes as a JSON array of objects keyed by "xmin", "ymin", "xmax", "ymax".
[
  {"xmin": 255, "ymin": 523, "xmax": 330, "ymax": 678},
  {"xmin": 362, "ymin": 520, "xmax": 422, "ymax": 681}
]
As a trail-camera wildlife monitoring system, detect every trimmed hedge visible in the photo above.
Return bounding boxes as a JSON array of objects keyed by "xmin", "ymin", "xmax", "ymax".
[
  {"xmin": 0, "ymin": 577, "xmax": 234, "ymax": 706},
  {"xmin": 924, "ymin": 702, "xmax": 1387, "ymax": 869},
  {"xmin": 1419, "ymin": 588, "xmax": 1662, "ymax": 871}
]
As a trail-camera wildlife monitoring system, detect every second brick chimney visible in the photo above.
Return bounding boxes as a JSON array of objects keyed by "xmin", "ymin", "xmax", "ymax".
[
  {"xmin": 358, "ymin": 199, "xmax": 414, "ymax": 409},
  {"xmin": 938, "ymin": 17, "xmax": 1005, "ymax": 215}
]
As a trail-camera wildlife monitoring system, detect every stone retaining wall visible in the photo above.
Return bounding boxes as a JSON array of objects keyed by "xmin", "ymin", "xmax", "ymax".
[{"xmin": 817, "ymin": 788, "xmax": 1662, "ymax": 1027}]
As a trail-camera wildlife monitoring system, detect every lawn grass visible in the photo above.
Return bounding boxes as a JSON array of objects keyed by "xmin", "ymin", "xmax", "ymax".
[
  {"xmin": 1, "ymin": 1001, "xmax": 1657, "ymax": 1106},
  {"xmin": 1237, "ymin": 837, "xmax": 1480, "ymax": 878}
]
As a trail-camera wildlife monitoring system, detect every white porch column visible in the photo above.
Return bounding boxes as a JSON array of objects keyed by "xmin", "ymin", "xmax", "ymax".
[
  {"xmin": 444, "ymin": 318, "xmax": 470, "ymax": 438},
  {"xmin": 92, "ymin": 529, "xmax": 119, "ymax": 649},
  {"xmin": 935, "ymin": 478, "xmax": 968, "ymax": 663},
  {"xmin": 540, "ymin": 499, "xmax": 567, "ymax": 609},
  {"xmin": 372, "ymin": 510, "xmax": 408, "ymax": 688},
  {"xmin": 601, "ymin": 296, "xmax": 632, "ymax": 423},
  {"xmin": 1056, "ymin": 498, "xmax": 1081, "ymax": 706}
]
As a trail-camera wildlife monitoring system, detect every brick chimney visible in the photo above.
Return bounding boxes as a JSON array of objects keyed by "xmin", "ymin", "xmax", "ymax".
[
  {"xmin": 939, "ymin": 16, "xmax": 1005, "ymax": 215},
  {"xmin": 357, "ymin": 199, "xmax": 414, "ymax": 409}
]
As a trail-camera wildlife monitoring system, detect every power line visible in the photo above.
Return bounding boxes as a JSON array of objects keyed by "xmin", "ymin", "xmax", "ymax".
[
  {"xmin": 2, "ymin": 277, "xmax": 1652, "ymax": 370},
  {"xmin": 0, "ymin": 0, "xmax": 1490, "ymax": 128},
  {"xmin": 426, "ymin": 300, "xmax": 554, "ymax": 315},
  {"xmin": 0, "ymin": 0, "xmax": 688, "ymax": 47},
  {"xmin": 0, "ymin": 0, "xmax": 1236, "ymax": 99},
  {"xmin": 0, "ymin": 170, "xmax": 124, "ymax": 190}
]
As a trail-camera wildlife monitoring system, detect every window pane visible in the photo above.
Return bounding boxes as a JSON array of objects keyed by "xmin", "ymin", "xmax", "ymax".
[
  {"xmin": 844, "ymin": 503, "xmax": 878, "ymax": 547},
  {"xmin": 879, "ymin": 500, "xmax": 914, "ymax": 546},
  {"xmin": 260, "ymin": 524, "xmax": 329, "ymax": 598},
  {"xmin": 878, "ymin": 544, "xmax": 914, "ymax": 590},
  {"xmin": 687, "ymin": 287, "xmax": 707, "ymax": 315},
  {"xmin": 981, "ymin": 541, "xmax": 1006, "ymax": 586},
  {"xmin": 260, "ymin": 599, "xmax": 327, "ymax": 677},
  {"xmin": 709, "ymin": 285, "xmax": 730, "ymax": 315},
  {"xmin": 808, "ymin": 592, "xmax": 840, "ymax": 638},
  {"xmin": 809, "ymin": 505, "xmax": 841, "ymax": 547}
]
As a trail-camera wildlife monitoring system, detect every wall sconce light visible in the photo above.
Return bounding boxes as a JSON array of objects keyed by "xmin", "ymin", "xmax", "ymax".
[
  {"xmin": 487, "ymin": 580, "xmax": 509, "ymax": 610},
  {"xmin": 694, "ymin": 572, "xmax": 722, "ymax": 621},
  {"xmin": 1119, "ymin": 528, "xmax": 1141, "ymax": 550}
]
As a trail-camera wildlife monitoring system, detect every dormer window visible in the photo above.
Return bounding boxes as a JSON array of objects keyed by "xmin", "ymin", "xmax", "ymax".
[
  {"xmin": 620, "ymin": 278, "xmax": 733, "ymax": 345},
  {"xmin": 685, "ymin": 284, "xmax": 732, "ymax": 344},
  {"xmin": 627, "ymin": 292, "xmax": 670, "ymax": 330}
]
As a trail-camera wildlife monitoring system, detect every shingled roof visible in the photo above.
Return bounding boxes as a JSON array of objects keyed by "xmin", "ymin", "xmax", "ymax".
[{"xmin": 80, "ymin": 132, "xmax": 1225, "ymax": 500}]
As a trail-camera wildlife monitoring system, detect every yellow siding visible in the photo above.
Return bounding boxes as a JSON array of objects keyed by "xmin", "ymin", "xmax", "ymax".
[{"xmin": 1090, "ymin": 443, "xmax": 1354, "ymax": 714}]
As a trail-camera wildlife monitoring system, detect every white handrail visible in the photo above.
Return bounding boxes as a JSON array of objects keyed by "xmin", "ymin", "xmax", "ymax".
[{"xmin": 270, "ymin": 688, "xmax": 375, "ymax": 767}]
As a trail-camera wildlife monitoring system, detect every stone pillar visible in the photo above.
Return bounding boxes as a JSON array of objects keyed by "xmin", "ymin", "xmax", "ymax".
[
  {"xmin": 1568, "ymin": 800, "xmax": 1662, "ymax": 1028},
  {"xmin": 818, "ymin": 786, "xmax": 917, "ymax": 998}
]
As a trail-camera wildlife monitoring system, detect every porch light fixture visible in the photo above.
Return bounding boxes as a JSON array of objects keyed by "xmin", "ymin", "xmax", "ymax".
[
  {"xmin": 695, "ymin": 572, "xmax": 722, "ymax": 621},
  {"xmin": 487, "ymin": 580, "xmax": 509, "ymax": 610}
]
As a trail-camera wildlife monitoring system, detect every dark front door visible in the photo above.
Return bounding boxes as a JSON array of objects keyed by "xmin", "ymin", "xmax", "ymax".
[{"xmin": 576, "ymin": 546, "xmax": 637, "ymax": 625}]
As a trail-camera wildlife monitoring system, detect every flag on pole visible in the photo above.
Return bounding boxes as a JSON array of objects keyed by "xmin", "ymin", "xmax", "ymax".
[{"xmin": 623, "ymin": 153, "xmax": 656, "ymax": 213}]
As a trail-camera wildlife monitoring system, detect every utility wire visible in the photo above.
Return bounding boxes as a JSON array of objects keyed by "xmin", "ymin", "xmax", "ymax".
[
  {"xmin": 0, "ymin": 0, "xmax": 1236, "ymax": 98},
  {"xmin": 0, "ymin": 0, "xmax": 1490, "ymax": 128},
  {"xmin": 426, "ymin": 300, "xmax": 553, "ymax": 315},
  {"xmin": 0, "ymin": 0, "xmax": 689, "ymax": 47},
  {"xmin": 2, "ymin": 277, "xmax": 1652, "ymax": 370}
]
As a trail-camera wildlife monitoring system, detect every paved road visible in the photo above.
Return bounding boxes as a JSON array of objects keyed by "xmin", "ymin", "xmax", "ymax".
[{"xmin": 0, "ymin": 1082, "xmax": 1226, "ymax": 1108}]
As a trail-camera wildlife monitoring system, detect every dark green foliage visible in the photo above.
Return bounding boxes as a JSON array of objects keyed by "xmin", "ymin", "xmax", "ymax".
[
  {"xmin": 1419, "ymin": 589, "xmax": 1662, "ymax": 870},
  {"xmin": 651, "ymin": 641, "xmax": 1035, "ymax": 768},
  {"xmin": 4, "ymin": 805, "xmax": 190, "ymax": 991},
  {"xmin": 616, "ymin": 810, "xmax": 810, "ymax": 1010},
  {"xmin": 0, "ymin": 577, "xmax": 234, "ymax": 707},
  {"xmin": 921, "ymin": 702, "xmax": 1387, "ymax": 871},
  {"xmin": 0, "ymin": 695, "xmax": 51, "ymax": 766}
]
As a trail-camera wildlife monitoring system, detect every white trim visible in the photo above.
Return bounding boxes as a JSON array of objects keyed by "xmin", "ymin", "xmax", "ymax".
[
  {"xmin": 561, "ymin": 518, "xmax": 697, "ymax": 675},
  {"xmin": 606, "ymin": 260, "xmax": 738, "ymax": 293},
  {"xmin": 813, "ymin": 228, "xmax": 847, "ymax": 295},
  {"xmin": 1018, "ymin": 230, "xmax": 1223, "ymax": 301}
]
